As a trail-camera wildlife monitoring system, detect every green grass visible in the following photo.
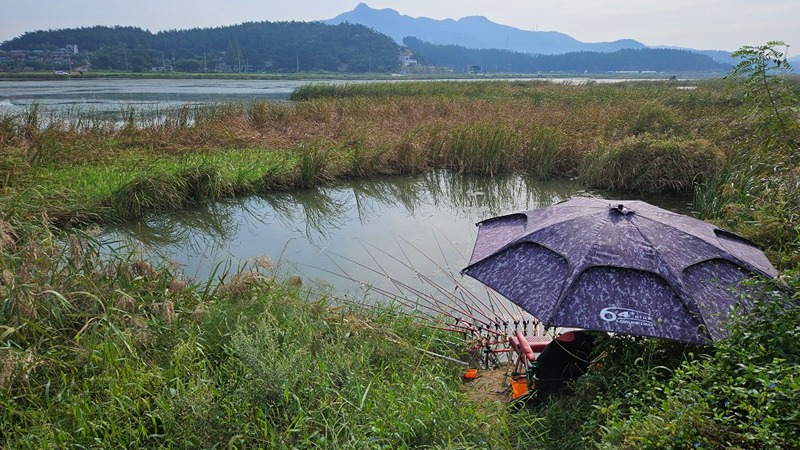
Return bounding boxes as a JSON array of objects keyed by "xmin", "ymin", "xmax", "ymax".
[
  {"xmin": 445, "ymin": 122, "xmax": 516, "ymax": 175},
  {"xmin": 0, "ymin": 235, "xmax": 513, "ymax": 448},
  {"xmin": 1, "ymin": 76, "xmax": 798, "ymax": 448}
]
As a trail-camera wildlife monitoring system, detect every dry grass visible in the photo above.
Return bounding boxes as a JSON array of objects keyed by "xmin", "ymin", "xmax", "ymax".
[
  {"xmin": 0, "ymin": 219, "xmax": 16, "ymax": 251},
  {"xmin": 0, "ymin": 81, "xmax": 746, "ymax": 227},
  {"xmin": 1, "ymin": 83, "xmax": 738, "ymax": 169}
]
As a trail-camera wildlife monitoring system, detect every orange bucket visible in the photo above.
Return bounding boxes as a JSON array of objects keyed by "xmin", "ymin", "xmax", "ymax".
[
  {"xmin": 464, "ymin": 368, "xmax": 478, "ymax": 380},
  {"xmin": 510, "ymin": 376, "xmax": 529, "ymax": 399}
]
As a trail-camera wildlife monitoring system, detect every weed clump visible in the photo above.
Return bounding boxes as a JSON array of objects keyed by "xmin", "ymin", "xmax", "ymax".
[
  {"xmin": 581, "ymin": 134, "xmax": 723, "ymax": 194},
  {"xmin": 112, "ymin": 167, "xmax": 234, "ymax": 220},
  {"xmin": 628, "ymin": 102, "xmax": 683, "ymax": 135}
]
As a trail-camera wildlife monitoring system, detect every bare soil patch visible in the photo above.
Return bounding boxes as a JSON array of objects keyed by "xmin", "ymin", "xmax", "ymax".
[{"xmin": 462, "ymin": 368, "xmax": 512, "ymax": 405}]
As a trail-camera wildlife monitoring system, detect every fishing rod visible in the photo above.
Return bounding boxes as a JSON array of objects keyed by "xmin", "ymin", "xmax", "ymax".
[
  {"xmin": 332, "ymin": 282, "xmax": 511, "ymax": 366},
  {"xmin": 315, "ymin": 285, "xmax": 476, "ymax": 350},
  {"xmin": 308, "ymin": 255, "xmax": 504, "ymax": 339},
  {"xmin": 332, "ymin": 245, "xmax": 503, "ymax": 333},
  {"xmin": 410, "ymin": 232, "xmax": 511, "ymax": 322},
  {"xmin": 309, "ymin": 244, "xmax": 510, "ymax": 347},
  {"xmin": 390, "ymin": 235, "xmax": 501, "ymax": 323},
  {"xmin": 308, "ymin": 258, "xmax": 470, "ymax": 327},
  {"xmin": 330, "ymin": 256, "xmax": 522, "ymax": 355},
  {"xmin": 383, "ymin": 279, "xmax": 505, "ymax": 338},
  {"xmin": 361, "ymin": 280, "xmax": 505, "ymax": 340},
  {"xmin": 301, "ymin": 264, "xmax": 509, "ymax": 369},
  {"xmin": 393, "ymin": 234, "xmax": 507, "ymax": 324},
  {"xmin": 326, "ymin": 285, "xmax": 501, "ymax": 358},
  {"xmin": 302, "ymin": 255, "xmax": 446, "ymax": 321},
  {"xmin": 426, "ymin": 231, "xmax": 524, "ymax": 326},
  {"xmin": 480, "ymin": 288, "xmax": 527, "ymax": 334},
  {"xmin": 357, "ymin": 237, "xmax": 491, "ymax": 322},
  {"xmin": 353, "ymin": 241, "xmax": 503, "ymax": 329}
]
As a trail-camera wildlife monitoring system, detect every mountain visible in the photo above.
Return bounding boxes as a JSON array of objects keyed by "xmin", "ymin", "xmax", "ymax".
[
  {"xmin": 656, "ymin": 47, "xmax": 735, "ymax": 65},
  {"xmin": 404, "ymin": 37, "xmax": 731, "ymax": 74},
  {"xmin": 326, "ymin": 3, "xmax": 646, "ymax": 55}
]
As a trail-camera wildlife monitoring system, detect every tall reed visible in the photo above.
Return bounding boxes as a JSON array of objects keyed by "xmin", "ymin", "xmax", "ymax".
[
  {"xmin": 445, "ymin": 122, "xmax": 516, "ymax": 176},
  {"xmin": 580, "ymin": 134, "xmax": 723, "ymax": 194},
  {"xmin": 522, "ymin": 124, "xmax": 562, "ymax": 179}
]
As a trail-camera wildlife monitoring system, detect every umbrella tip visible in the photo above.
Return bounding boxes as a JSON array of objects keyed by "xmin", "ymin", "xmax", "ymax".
[{"xmin": 611, "ymin": 203, "xmax": 635, "ymax": 215}]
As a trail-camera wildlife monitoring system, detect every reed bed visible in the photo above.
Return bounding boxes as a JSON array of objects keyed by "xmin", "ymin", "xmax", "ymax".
[
  {"xmin": 0, "ymin": 80, "xmax": 745, "ymax": 230},
  {"xmin": 580, "ymin": 134, "xmax": 723, "ymax": 194}
]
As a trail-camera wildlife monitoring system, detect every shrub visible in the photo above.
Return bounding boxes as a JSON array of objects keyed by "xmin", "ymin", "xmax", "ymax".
[{"xmin": 598, "ymin": 274, "xmax": 800, "ymax": 449}]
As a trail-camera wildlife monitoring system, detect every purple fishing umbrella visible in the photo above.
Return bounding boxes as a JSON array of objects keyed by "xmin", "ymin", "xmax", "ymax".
[{"xmin": 461, "ymin": 197, "xmax": 779, "ymax": 344}]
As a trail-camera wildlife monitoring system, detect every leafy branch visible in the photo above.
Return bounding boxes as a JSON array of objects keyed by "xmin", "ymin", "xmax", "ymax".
[{"xmin": 726, "ymin": 41, "xmax": 798, "ymax": 152}]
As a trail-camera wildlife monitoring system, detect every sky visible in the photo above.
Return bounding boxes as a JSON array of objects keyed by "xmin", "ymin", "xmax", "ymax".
[{"xmin": 2, "ymin": 0, "xmax": 798, "ymax": 55}]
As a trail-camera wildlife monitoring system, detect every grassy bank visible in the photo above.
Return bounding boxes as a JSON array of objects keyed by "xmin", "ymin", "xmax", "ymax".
[
  {"xmin": 0, "ymin": 239, "xmax": 525, "ymax": 447},
  {"xmin": 2, "ymin": 69, "xmax": 799, "ymax": 447}
]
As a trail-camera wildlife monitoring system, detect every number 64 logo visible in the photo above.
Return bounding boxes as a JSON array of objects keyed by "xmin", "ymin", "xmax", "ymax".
[{"xmin": 599, "ymin": 307, "xmax": 655, "ymax": 327}]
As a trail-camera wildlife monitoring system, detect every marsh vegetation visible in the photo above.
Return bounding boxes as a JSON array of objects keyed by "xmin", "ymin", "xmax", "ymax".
[{"xmin": 1, "ymin": 47, "xmax": 799, "ymax": 447}]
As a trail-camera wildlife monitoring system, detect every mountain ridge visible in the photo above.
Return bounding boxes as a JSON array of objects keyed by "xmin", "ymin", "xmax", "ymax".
[
  {"xmin": 326, "ymin": 3, "xmax": 646, "ymax": 55},
  {"xmin": 326, "ymin": 3, "xmax": 734, "ymax": 63}
]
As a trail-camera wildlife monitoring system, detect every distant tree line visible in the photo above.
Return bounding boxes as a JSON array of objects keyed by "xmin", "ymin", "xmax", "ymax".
[
  {"xmin": 1, "ymin": 22, "xmax": 401, "ymax": 73},
  {"xmin": 403, "ymin": 37, "xmax": 731, "ymax": 73},
  {"xmin": 1, "ymin": 22, "xmax": 733, "ymax": 74}
]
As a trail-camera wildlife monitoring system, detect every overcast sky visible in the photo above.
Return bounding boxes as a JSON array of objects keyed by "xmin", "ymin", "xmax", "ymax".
[{"xmin": 2, "ymin": 0, "xmax": 797, "ymax": 55}]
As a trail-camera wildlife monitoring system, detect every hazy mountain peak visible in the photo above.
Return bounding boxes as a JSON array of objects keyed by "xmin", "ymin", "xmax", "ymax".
[{"xmin": 326, "ymin": 3, "xmax": 645, "ymax": 54}]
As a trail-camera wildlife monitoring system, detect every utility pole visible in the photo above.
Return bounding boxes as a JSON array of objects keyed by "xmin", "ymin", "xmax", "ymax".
[
  {"xmin": 296, "ymin": 51, "xmax": 300, "ymax": 73},
  {"xmin": 123, "ymin": 43, "xmax": 129, "ymax": 71}
]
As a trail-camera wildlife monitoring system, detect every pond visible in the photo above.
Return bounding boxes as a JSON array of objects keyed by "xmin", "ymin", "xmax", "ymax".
[{"xmin": 98, "ymin": 171, "xmax": 692, "ymax": 310}]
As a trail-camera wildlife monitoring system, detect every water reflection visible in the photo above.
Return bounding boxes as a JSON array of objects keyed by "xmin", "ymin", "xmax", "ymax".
[{"xmin": 100, "ymin": 172, "xmax": 585, "ymax": 292}]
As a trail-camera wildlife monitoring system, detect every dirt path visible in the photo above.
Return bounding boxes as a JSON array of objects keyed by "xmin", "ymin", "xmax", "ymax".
[{"xmin": 462, "ymin": 368, "xmax": 513, "ymax": 404}]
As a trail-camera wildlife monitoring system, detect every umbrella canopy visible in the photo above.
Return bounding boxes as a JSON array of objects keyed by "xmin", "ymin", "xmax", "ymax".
[{"xmin": 462, "ymin": 197, "xmax": 779, "ymax": 344}]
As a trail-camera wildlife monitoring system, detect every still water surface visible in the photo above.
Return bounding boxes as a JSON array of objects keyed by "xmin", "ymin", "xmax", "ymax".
[
  {"xmin": 98, "ymin": 172, "xmax": 691, "ymax": 301},
  {"xmin": 0, "ymin": 78, "xmax": 317, "ymax": 112},
  {"xmin": 0, "ymin": 77, "xmax": 655, "ymax": 113}
]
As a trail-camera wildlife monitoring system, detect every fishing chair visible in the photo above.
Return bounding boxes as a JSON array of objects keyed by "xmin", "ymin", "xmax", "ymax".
[
  {"xmin": 508, "ymin": 332, "xmax": 553, "ymax": 390},
  {"xmin": 511, "ymin": 331, "xmax": 598, "ymax": 407}
]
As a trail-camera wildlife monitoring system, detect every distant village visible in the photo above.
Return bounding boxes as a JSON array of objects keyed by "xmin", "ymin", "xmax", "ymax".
[
  {"xmin": 0, "ymin": 44, "xmax": 465, "ymax": 75},
  {"xmin": 0, "ymin": 44, "xmax": 93, "ymax": 73}
]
